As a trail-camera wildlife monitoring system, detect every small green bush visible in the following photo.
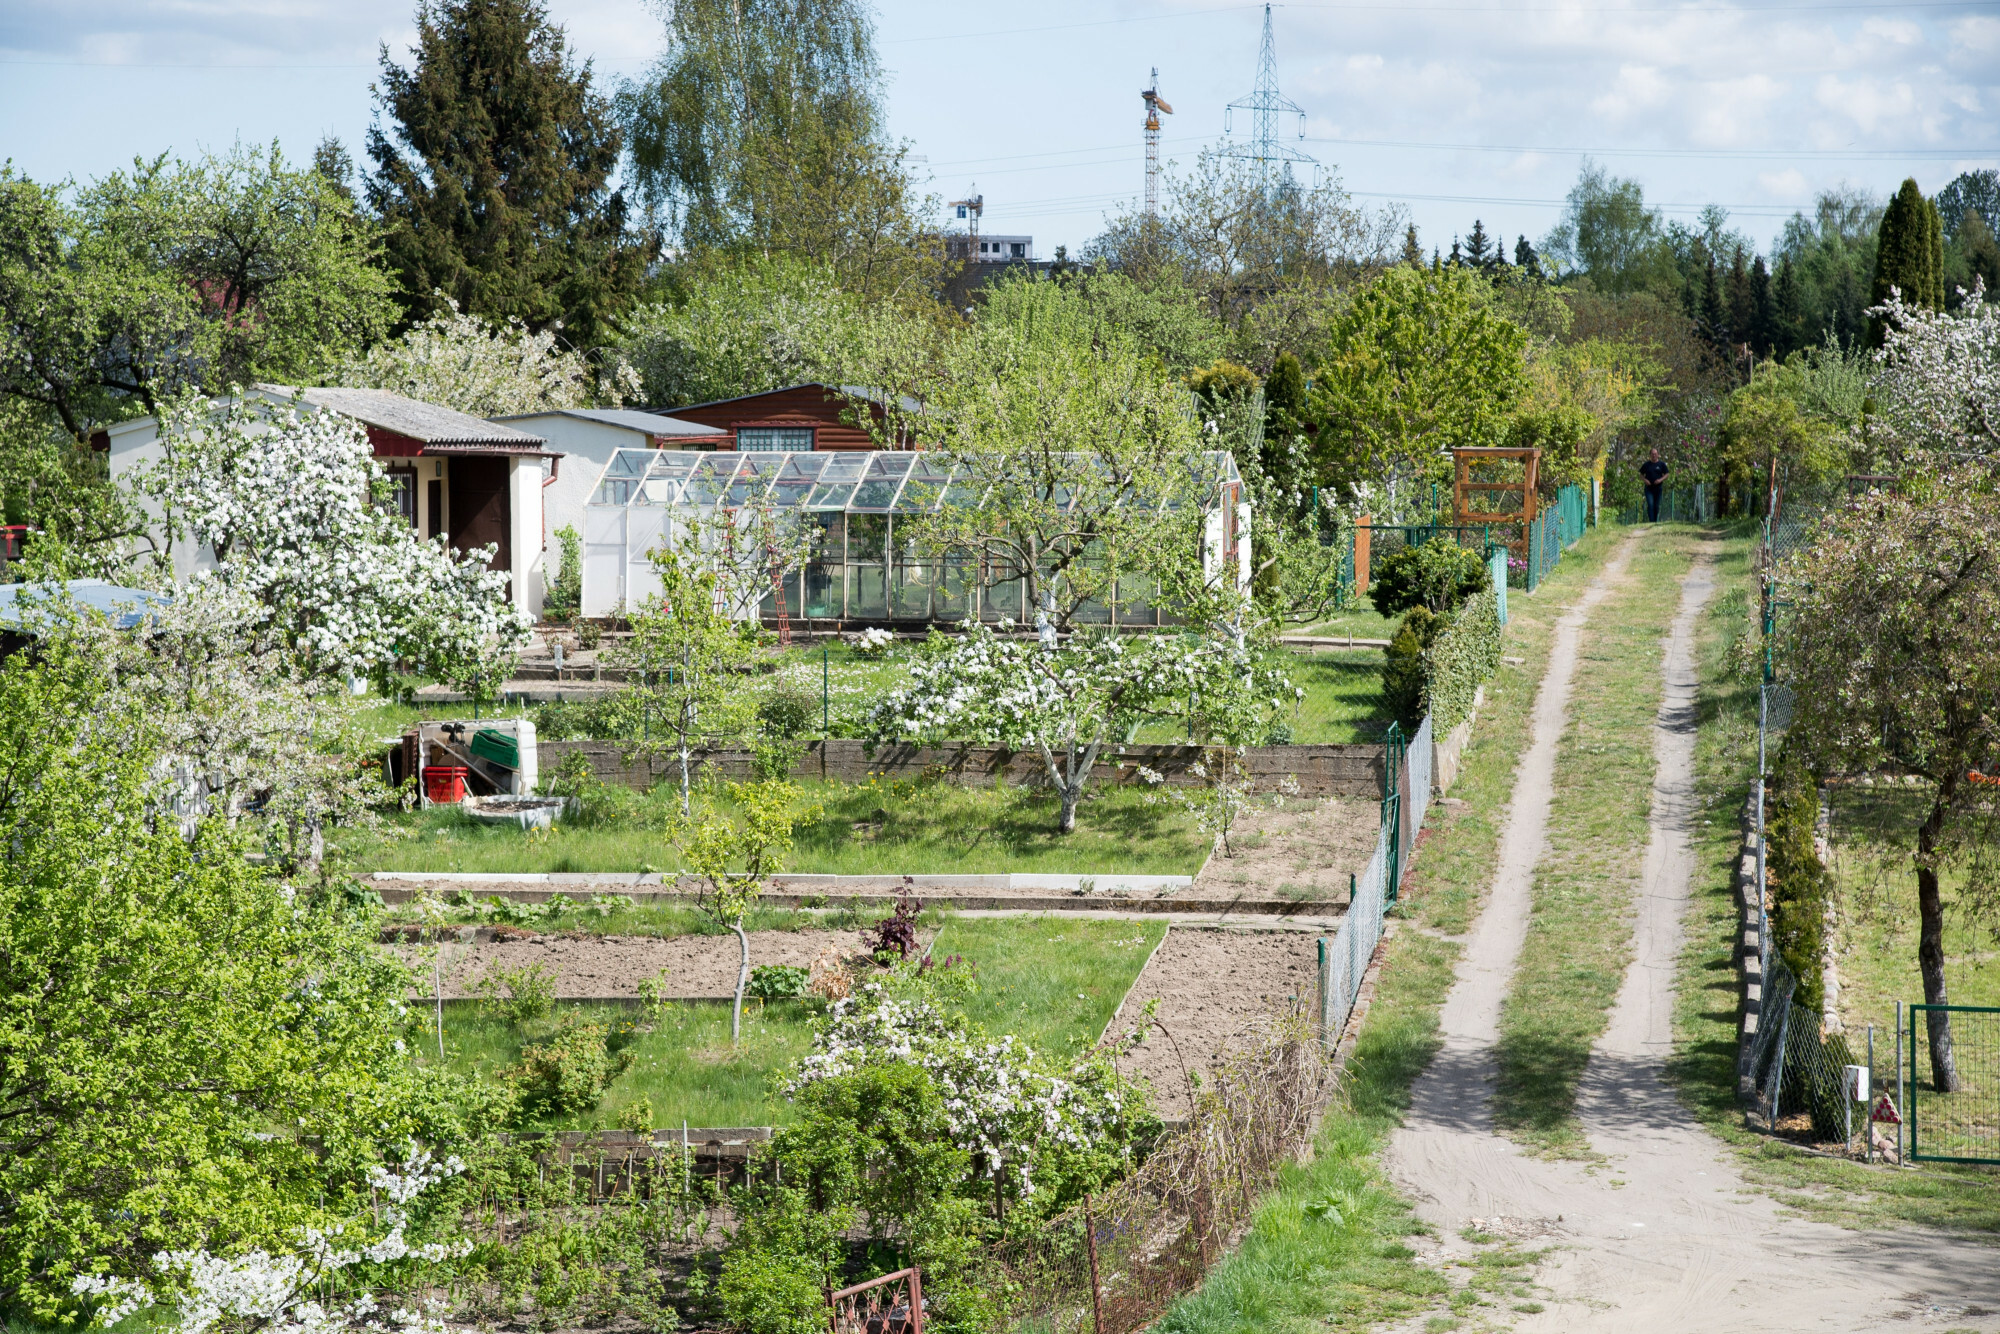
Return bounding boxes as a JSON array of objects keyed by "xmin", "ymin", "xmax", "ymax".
[
  {"xmin": 1381, "ymin": 606, "xmax": 1438, "ymax": 733},
  {"xmin": 759, "ymin": 680, "xmax": 818, "ymax": 739},
  {"xmin": 1767, "ymin": 748, "xmax": 1831, "ymax": 1010},
  {"xmin": 544, "ymin": 524, "xmax": 583, "ymax": 622},
  {"xmin": 746, "ymin": 964, "xmax": 811, "ymax": 999},
  {"xmin": 539, "ymin": 749, "xmax": 635, "ymax": 825},
  {"xmin": 510, "ymin": 1015, "xmax": 634, "ymax": 1119},
  {"xmin": 476, "ymin": 962, "xmax": 557, "ymax": 1023},
  {"xmin": 1369, "ymin": 536, "xmax": 1490, "ymax": 617}
]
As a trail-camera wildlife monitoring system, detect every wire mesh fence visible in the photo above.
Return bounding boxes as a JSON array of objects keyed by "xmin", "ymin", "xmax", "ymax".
[
  {"xmin": 993, "ymin": 1007, "xmax": 1335, "ymax": 1334},
  {"xmin": 1614, "ymin": 484, "xmax": 1716, "ymax": 525},
  {"xmin": 1907, "ymin": 1005, "xmax": 2000, "ymax": 1164}
]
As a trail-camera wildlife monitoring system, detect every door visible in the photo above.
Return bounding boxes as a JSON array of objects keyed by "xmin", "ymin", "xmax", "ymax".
[{"xmin": 447, "ymin": 456, "xmax": 511, "ymax": 574}]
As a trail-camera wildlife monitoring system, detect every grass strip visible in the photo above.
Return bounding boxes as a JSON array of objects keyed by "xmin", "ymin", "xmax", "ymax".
[
  {"xmin": 412, "ymin": 914, "xmax": 1165, "ymax": 1131},
  {"xmin": 1491, "ymin": 530, "xmax": 1696, "ymax": 1154},
  {"xmin": 1150, "ymin": 527, "xmax": 1627, "ymax": 1332},
  {"xmin": 339, "ymin": 777, "xmax": 1208, "ymax": 877},
  {"xmin": 1666, "ymin": 528, "xmax": 2000, "ymax": 1232}
]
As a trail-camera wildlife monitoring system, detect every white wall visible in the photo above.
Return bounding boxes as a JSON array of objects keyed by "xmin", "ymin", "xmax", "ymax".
[
  {"xmin": 507, "ymin": 455, "xmax": 542, "ymax": 617},
  {"xmin": 500, "ymin": 415, "xmax": 656, "ymax": 619},
  {"xmin": 105, "ymin": 414, "xmax": 214, "ymax": 580}
]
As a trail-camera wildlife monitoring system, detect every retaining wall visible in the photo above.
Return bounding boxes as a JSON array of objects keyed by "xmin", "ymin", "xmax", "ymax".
[{"xmin": 542, "ymin": 738, "xmax": 1387, "ymax": 799}]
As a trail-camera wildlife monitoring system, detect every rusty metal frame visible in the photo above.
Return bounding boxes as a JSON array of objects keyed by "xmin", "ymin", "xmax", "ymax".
[{"xmin": 828, "ymin": 1267, "xmax": 923, "ymax": 1334}]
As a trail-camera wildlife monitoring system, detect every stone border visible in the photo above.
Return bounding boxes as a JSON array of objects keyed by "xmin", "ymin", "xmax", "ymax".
[
  {"xmin": 374, "ymin": 885, "xmax": 1349, "ymax": 919},
  {"xmin": 1734, "ymin": 788, "xmax": 1767, "ymax": 1099}
]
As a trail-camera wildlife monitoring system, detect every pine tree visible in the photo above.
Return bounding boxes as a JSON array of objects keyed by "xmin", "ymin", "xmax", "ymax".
[
  {"xmin": 1401, "ymin": 223, "xmax": 1423, "ymax": 266},
  {"xmin": 1700, "ymin": 252, "xmax": 1725, "ymax": 347},
  {"xmin": 1726, "ymin": 245, "xmax": 1754, "ymax": 350},
  {"xmin": 366, "ymin": 0, "xmax": 651, "ymax": 346},
  {"xmin": 1464, "ymin": 219, "xmax": 1492, "ymax": 268},
  {"xmin": 1749, "ymin": 255, "xmax": 1775, "ymax": 357},
  {"xmin": 1774, "ymin": 256, "xmax": 1804, "ymax": 357},
  {"xmin": 1261, "ymin": 351, "xmax": 1311, "ymax": 500},
  {"xmin": 1869, "ymin": 177, "xmax": 1945, "ymax": 345},
  {"xmin": 1449, "ymin": 237, "xmax": 1463, "ymax": 267},
  {"xmin": 1514, "ymin": 234, "xmax": 1539, "ymax": 276}
]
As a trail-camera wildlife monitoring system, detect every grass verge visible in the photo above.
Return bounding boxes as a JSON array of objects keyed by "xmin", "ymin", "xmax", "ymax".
[
  {"xmin": 339, "ymin": 776, "xmax": 1208, "ymax": 877},
  {"xmin": 1491, "ymin": 529, "xmax": 1696, "ymax": 1154},
  {"xmin": 1150, "ymin": 526, "xmax": 1629, "ymax": 1332},
  {"xmin": 1665, "ymin": 527, "xmax": 2000, "ymax": 1233}
]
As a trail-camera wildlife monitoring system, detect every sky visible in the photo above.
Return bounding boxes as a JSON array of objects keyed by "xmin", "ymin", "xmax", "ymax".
[{"xmin": 4, "ymin": 0, "xmax": 1998, "ymax": 261}]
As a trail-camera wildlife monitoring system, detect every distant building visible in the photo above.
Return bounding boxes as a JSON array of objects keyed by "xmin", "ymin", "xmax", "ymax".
[
  {"xmin": 105, "ymin": 386, "xmax": 554, "ymax": 617},
  {"xmin": 644, "ymin": 384, "xmax": 914, "ymax": 451}
]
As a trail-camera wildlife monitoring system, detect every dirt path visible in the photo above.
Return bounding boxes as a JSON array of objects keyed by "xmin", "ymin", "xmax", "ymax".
[{"xmin": 1386, "ymin": 545, "xmax": 2000, "ymax": 1332}]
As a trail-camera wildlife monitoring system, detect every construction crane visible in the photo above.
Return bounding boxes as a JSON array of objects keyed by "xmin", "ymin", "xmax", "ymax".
[
  {"xmin": 948, "ymin": 187, "xmax": 984, "ymax": 259},
  {"xmin": 1142, "ymin": 69, "xmax": 1173, "ymax": 218}
]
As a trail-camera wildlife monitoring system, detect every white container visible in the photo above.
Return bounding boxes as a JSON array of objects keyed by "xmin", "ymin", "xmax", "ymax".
[{"xmin": 1844, "ymin": 1064, "xmax": 1870, "ymax": 1102}]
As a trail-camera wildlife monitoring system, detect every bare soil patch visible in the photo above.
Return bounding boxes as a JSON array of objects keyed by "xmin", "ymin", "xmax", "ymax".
[
  {"xmin": 1183, "ymin": 795, "xmax": 1380, "ymax": 903},
  {"xmin": 1112, "ymin": 927, "xmax": 1321, "ymax": 1116},
  {"xmin": 400, "ymin": 927, "xmax": 907, "ymax": 999}
]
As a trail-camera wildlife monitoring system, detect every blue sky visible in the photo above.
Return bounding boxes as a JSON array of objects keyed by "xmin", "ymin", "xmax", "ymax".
[{"xmin": 4, "ymin": 0, "xmax": 1997, "ymax": 260}]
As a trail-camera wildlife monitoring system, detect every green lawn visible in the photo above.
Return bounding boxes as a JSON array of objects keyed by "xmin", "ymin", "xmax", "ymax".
[
  {"xmin": 414, "ymin": 914, "xmax": 1167, "ymax": 1130},
  {"xmin": 339, "ymin": 777, "xmax": 1209, "ymax": 877}
]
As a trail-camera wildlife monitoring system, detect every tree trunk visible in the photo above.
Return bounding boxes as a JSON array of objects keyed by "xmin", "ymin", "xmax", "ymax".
[
  {"xmin": 1917, "ymin": 797, "xmax": 1960, "ymax": 1092},
  {"xmin": 730, "ymin": 918, "xmax": 750, "ymax": 1046},
  {"xmin": 678, "ymin": 741, "xmax": 692, "ymax": 817}
]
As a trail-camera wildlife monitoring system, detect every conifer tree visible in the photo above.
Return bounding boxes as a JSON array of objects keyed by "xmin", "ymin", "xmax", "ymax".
[
  {"xmin": 1401, "ymin": 223, "xmax": 1423, "ymax": 266},
  {"xmin": 1261, "ymin": 351, "xmax": 1311, "ymax": 499},
  {"xmin": 1514, "ymin": 233, "xmax": 1538, "ymax": 276},
  {"xmin": 1774, "ymin": 255, "xmax": 1804, "ymax": 356},
  {"xmin": 1449, "ymin": 237, "xmax": 1463, "ymax": 267},
  {"xmin": 1464, "ymin": 219, "xmax": 1492, "ymax": 268},
  {"xmin": 367, "ymin": 0, "xmax": 651, "ymax": 345},
  {"xmin": 1700, "ymin": 252, "xmax": 1725, "ymax": 346},
  {"xmin": 1749, "ymin": 255, "xmax": 1775, "ymax": 356},
  {"xmin": 1869, "ymin": 177, "xmax": 1945, "ymax": 345},
  {"xmin": 1726, "ymin": 245, "xmax": 1754, "ymax": 349}
]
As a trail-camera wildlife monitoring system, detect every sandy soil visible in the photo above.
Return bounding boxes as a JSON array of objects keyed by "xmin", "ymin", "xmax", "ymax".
[
  {"xmin": 1385, "ymin": 545, "xmax": 2000, "ymax": 1332},
  {"xmin": 1111, "ymin": 927, "xmax": 1322, "ymax": 1117},
  {"xmin": 401, "ymin": 928, "xmax": 895, "ymax": 999},
  {"xmin": 1184, "ymin": 795, "xmax": 1381, "ymax": 903}
]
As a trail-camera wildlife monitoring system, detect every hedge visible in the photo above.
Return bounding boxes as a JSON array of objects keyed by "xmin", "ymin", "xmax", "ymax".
[{"xmin": 1422, "ymin": 583, "xmax": 1501, "ymax": 734}]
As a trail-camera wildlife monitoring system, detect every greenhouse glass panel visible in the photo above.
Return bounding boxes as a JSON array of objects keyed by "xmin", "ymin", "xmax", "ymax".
[{"xmin": 578, "ymin": 447, "xmax": 1248, "ymax": 622}]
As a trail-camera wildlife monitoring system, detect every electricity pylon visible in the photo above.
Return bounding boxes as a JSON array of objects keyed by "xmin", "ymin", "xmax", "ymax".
[{"xmin": 1221, "ymin": 3, "xmax": 1315, "ymax": 188}]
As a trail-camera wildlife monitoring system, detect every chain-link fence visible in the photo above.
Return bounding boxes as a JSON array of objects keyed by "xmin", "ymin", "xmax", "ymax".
[
  {"xmin": 1906, "ymin": 1004, "xmax": 2000, "ymax": 1164},
  {"xmin": 994, "ymin": 1008, "xmax": 1334, "ymax": 1334},
  {"xmin": 1741, "ymin": 955, "xmax": 1861, "ymax": 1143}
]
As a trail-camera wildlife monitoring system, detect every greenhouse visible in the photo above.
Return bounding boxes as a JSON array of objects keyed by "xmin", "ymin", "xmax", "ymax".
[{"xmin": 579, "ymin": 447, "xmax": 1249, "ymax": 626}]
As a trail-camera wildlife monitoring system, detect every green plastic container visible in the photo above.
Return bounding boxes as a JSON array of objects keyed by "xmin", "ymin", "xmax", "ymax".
[{"xmin": 469, "ymin": 728, "xmax": 520, "ymax": 770}]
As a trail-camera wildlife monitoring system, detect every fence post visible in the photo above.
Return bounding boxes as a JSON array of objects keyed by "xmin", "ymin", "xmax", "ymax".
[
  {"xmin": 1317, "ymin": 937, "xmax": 1330, "ymax": 1051},
  {"xmin": 1084, "ymin": 1192, "xmax": 1105, "ymax": 1334}
]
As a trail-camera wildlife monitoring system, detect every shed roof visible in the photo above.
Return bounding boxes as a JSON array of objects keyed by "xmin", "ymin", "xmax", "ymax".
[
  {"xmin": 256, "ymin": 386, "xmax": 546, "ymax": 447},
  {"xmin": 651, "ymin": 383, "xmax": 922, "ymax": 418},
  {"xmin": 492, "ymin": 408, "xmax": 727, "ymax": 437}
]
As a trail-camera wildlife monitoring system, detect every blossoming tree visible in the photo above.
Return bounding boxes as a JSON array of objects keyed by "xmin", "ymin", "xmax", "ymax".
[
  {"xmin": 339, "ymin": 297, "xmax": 638, "ymax": 414},
  {"xmin": 1866, "ymin": 285, "xmax": 2000, "ymax": 470},
  {"xmin": 867, "ymin": 621, "xmax": 1292, "ymax": 834},
  {"xmin": 141, "ymin": 390, "xmax": 530, "ymax": 691}
]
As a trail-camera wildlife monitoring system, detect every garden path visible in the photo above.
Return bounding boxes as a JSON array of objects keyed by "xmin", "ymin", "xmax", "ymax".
[{"xmin": 1385, "ymin": 542, "xmax": 2000, "ymax": 1332}]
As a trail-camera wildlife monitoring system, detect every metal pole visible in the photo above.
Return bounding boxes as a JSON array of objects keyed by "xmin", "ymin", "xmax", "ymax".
[
  {"xmin": 823, "ymin": 645, "xmax": 830, "ymax": 735},
  {"xmin": 1084, "ymin": 1192, "xmax": 1105, "ymax": 1334},
  {"xmin": 1317, "ymin": 937, "xmax": 1330, "ymax": 1052},
  {"xmin": 1896, "ymin": 1001, "xmax": 1905, "ymax": 1164},
  {"xmin": 1867, "ymin": 1025, "xmax": 1875, "ymax": 1163}
]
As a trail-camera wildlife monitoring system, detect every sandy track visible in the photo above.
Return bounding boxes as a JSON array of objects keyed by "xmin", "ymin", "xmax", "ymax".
[
  {"xmin": 1386, "ymin": 544, "xmax": 2000, "ymax": 1332},
  {"xmin": 1112, "ymin": 927, "xmax": 1321, "ymax": 1117}
]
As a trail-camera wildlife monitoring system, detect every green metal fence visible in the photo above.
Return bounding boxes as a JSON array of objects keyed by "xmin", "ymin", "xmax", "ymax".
[
  {"xmin": 1907, "ymin": 1004, "xmax": 2000, "ymax": 1165},
  {"xmin": 1617, "ymin": 483, "xmax": 1715, "ymax": 524},
  {"xmin": 1522, "ymin": 485, "xmax": 1587, "ymax": 593}
]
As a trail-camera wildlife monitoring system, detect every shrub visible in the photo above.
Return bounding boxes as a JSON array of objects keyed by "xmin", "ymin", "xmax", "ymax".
[
  {"xmin": 1423, "ymin": 583, "xmax": 1501, "ymax": 732},
  {"xmin": 717, "ymin": 1187, "xmax": 851, "ymax": 1334},
  {"xmin": 539, "ymin": 749, "xmax": 635, "ymax": 825},
  {"xmin": 747, "ymin": 964, "xmax": 811, "ymax": 999},
  {"xmin": 510, "ymin": 1014, "xmax": 633, "ymax": 1119},
  {"xmin": 1381, "ymin": 606, "xmax": 1438, "ymax": 733},
  {"xmin": 545, "ymin": 524, "xmax": 583, "ymax": 622},
  {"xmin": 1369, "ymin": 536, "xmax": 1490, "ymax": 617},
  {"xmin": 476, "ymin": 962, "xmax": 557, "ymax": 1023},
  {"xmin": 1767, "ymin": 748, "xmax": 1831, "ymax": 1010},
  {"xmin": 864, "ymin": 885, "xmax": 924, "ymax": 962},
  {"xmin": 758, "ymin": 679, "xmax": 818, "ymax": 739}
]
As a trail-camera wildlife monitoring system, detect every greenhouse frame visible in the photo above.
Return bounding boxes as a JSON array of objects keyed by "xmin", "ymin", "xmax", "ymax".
[{"xmin": 580, "ymin": 448, "xmax": 1250, "ymax": 627}]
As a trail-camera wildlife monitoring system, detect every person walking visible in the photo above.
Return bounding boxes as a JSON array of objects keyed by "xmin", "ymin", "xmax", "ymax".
[{"xmin": 1639, "ymin": 449, "xmax": 1670, "ymax": 522}]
